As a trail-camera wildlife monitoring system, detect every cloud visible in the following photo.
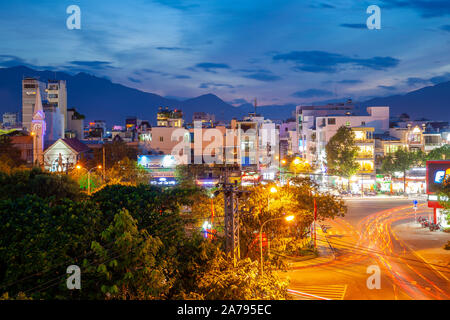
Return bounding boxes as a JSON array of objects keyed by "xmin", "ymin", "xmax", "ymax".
[
  {"xmin": 273, "ymin": 51, "xmax": 400, "ymax": 73},
  {"xmin": 380, "ymin": 0, "xmax": 450, "ymax": 18},
  {"xmin": 172, "ymin": 74, "xmax": 191, "ymax": 79},
  {"xmin": 128, "ymin": 77, "xmax": 142, "ymax": 83},
  {"xmin": 291, "ymin": 89, "xmax": 334, "ymax": 98},
  {"xmin": 405, "ymin": 72, "xmax": 450, "ymax": 86},
  {"xmin": 340, "ymin": 23, "xmax": 367, "ymax": 29},
  {"xmin": 199, "ymin": 82, "xmax": 234, "ymax": 89},
  {"xmin": 429, "ymin": 72, "xmax": 450, "ymax": 84},
  {"xmin": 228, "ymin": 98, "xmax": 249, "ymax": 105},
  {"xmin": 440, "ymin": 25, "xmax": 450, "ymax": 32},
  {"xmin": 378, "ymin": 85, "xmax": 397, "ymax": 91},
  {"xmin": 68, "ymin": 60, "xmax": 115, "ymax": 70},
  {"xmin": 193, "ymin": 62, "xmax": 231, "ymax": 73},
  {"xmin": 406, "ymin": 77, "xmax": 429, "ymax": 86},
  {"xmin": 0, "ymin": 55, "xmax": 42, "ymax": 69},
  {"xmin": 155, "ymin": 46, "xmax": 191, "ymax": 51},
  {"xmin": 337, "ymin": 79, "xmax": 363, "ymax": 84},
  {"xmin": 239, "ymin": 69, "xmax": 281, "ymax": 82}
]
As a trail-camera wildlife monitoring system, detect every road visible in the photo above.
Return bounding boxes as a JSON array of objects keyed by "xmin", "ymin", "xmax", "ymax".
[{"xmin": 282, "ymin": 199, "xmax": 450, "ymax": 300}]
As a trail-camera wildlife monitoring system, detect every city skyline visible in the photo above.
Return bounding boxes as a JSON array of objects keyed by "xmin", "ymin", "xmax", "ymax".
[{"xmin": 0, "ymin": 0, "xmax": 449, "ymax": 107}]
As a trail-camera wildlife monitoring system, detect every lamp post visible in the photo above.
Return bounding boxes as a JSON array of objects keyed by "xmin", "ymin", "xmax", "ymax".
[
  {"xmin": 260, "ymin": 215, "xmax": 294, "ymax": 275},
  {"xmin": 76, "ymin": 164, "xmax": 102, "ymax": 195}
]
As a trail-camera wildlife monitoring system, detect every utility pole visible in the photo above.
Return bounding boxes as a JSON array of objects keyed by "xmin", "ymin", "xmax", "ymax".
[
  {"xmin": 102, "ymin": 145, "xmax": 106, "ymax": 181},
  {"xmin": 221, "ymin": 166, "xmax": 240, "ymax": 266}
]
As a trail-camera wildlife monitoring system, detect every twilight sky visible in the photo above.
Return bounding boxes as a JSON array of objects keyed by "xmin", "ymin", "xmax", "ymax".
[{"xmin": 0, "ymin": 0, "xmax": 449, "ymax": 106}]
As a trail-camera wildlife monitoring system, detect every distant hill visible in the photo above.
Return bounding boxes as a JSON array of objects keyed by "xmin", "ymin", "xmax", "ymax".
[
  {"xmin": 0, "ymin": 66, "xmax": 294, "ymax": 125},
  {"xmin": 361, "ymin": 81, "xmax": 450, "ymax": 120},
  {"xmin": 0, "ymin": 66, "xmax": 448, "ymax": 126}
]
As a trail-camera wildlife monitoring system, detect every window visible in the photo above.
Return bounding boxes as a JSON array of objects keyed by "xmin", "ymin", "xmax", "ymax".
[
  {"xmin": 159, "ymin": 136, "xmax": 163, "ymax": 142},
  {"xmin": 361, "ymin": 121, "xmax": 366, "ymax": 126},
  {"xmin": 327, "ymin": 118, "xmax": 336, "ymax": 125}
]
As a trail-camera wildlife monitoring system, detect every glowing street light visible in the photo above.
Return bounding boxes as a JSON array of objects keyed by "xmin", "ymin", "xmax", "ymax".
[
  {"xmin": 260, "ymin": 215, "xmax": 295, "ymax": 275},
  {"xmin": 76, "ymin": 164, "xmax": 102, "ymax": 195},
  {"xmin": 270, "ymin": 186, "xmax": 277, "ymax": 193}
]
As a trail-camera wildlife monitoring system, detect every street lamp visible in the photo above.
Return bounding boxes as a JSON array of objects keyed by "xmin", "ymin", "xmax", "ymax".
[
  {"xmin": 76, "ymin": 164, "xmax": 102, "ymax": 195},
  {"xmin": 259, "ymin": 215, "xmax": 295, "ymax": 275}
]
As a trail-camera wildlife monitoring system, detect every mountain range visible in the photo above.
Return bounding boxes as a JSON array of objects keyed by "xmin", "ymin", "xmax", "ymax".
[{"xmin": 0, "ymin": 66, "xmax": 449, "ymax": 126}]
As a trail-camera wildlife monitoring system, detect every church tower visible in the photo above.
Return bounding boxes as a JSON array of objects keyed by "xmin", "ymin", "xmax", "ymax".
[{"xmin": 31, "ymin": 89, "xmax": 46, "ymax": 167}]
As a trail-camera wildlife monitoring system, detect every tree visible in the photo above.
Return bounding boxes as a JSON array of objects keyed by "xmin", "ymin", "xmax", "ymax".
[
  {"xmin": 0, "ymin": 167, "xmax": 82, "ymax": 203},
  {"xmin": 0, "ymin": 195, "xmax": 103, "ymax": 299},
  {"xmin": 92, "ymin": 140, "xmax": 138, "ymax": 169},
  {"xmin": 325, "ymin": 126, "xmax": 359, "ymax": 188},
  {"xmin": 427, "ymin": 145, "xmax": 450, "ymax": 161},
  {"xmin": 183, "ymin": 255, "xmax": 289, "ymax": 300},
  {"xmin": 86, "ymin": 208, "xmax": 168, "ymax": 299},
  {"xmin": 380, "ymin": 147, "xmax": 423, "ymax": 194},
  {"xmin": 239, "ymin": 179, "xmax": 346, "ymax": 259},
  {"xmin": 0, "ymin": 135, "xmax": 25, "ymax": 171}
]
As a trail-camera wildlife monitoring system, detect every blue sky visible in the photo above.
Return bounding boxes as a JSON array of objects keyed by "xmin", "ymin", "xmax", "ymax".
[{"xmin": 0, "ymin": 0, "xmax": 449, "ymax": 106}]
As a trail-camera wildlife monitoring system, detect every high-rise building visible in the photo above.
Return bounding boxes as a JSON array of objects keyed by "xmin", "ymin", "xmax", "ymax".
[
  {"xmin": 22, "ymin": 78, "xmax": 46, "ymax": 132},
  {"xmin": 46, "ymin": 80, "xmax": 67, "ymax": 129}
]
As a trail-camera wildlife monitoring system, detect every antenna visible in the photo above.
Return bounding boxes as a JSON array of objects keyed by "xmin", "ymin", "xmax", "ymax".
[{"xmin": 254, "ymin": 98, "xmax": 257, "ymax": 116}]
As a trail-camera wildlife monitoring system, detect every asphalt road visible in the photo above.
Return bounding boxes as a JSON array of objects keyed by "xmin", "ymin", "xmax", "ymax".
[{"xmin": 282, "ymin": 199, "xmax": 450, "ymax": 300}]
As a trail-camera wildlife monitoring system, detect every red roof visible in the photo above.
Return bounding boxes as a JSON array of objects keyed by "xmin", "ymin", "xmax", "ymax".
[{"xmin": 62, "ymin": 138, "xmax": 91, "ymax": 153}]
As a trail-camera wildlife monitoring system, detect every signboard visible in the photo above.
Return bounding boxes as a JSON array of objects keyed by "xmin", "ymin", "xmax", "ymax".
[
  {"xmin": 138, "ymin": 155, "xmax": 177, "ymax": 170},
  {"xmin": 426, "ymin": 161, "xmax": 450, "ymax": 194},
  {"xmin": 426, "ymin": 160, "xmax": 450, "ymax": 209}
]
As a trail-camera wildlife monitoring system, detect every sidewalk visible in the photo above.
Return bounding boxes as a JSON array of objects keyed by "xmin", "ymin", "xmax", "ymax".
[
  {"xmin": 392, "ymin": 222, "xmax": 450, "ymax": 273},
  {"xmin": 286, "ymin": 224, "xmax": 336, "ymax": 269}
]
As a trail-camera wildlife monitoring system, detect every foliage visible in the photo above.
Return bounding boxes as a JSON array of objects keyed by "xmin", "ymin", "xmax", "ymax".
[
  {"xmin": 239, "ymin": 179, "xmax": 345, "ymax": 259},
  {"xmin": 183, "ymin": 255, "xmax": 289, "ymax": 300},
  {"xmin": 92, "ymin": 140, "xmax": 138, "ymax": 169},
  {"xmin": 0, "ymin": 195, "xmax": 103, "ymax": 299},
  {"xmin": 427, "ymin": 145, "xmax": 450, "ymax": 161},
  {"xmin": 0, "ymin": 167, "xmax": 82, "ymax": 203},
  {"xmin": 0, "ymin": 135, "xmax": 24, "ymax": 168},
  {"xmin": 380, "ymin": 147, "xmax": 425, "ymax": 192},
  {"xmin": 325, "ymin": 126, "xmax": 359, "ymax": 178},
  {"xmin": 85, "ymin": 209, "xmax": 168, "ymax": 299},
  {"xmin": 105, "ymin": 157, "xmax": 148, "ymax": 185}
]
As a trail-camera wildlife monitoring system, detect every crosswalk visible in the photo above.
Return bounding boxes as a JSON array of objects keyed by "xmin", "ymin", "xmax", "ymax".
[{"xmin": 288, "ymin": 284, "xmax": 348, "ymax": 300}]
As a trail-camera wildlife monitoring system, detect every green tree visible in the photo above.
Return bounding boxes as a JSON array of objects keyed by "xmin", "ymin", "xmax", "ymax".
[
  {"xmin": 0, "ymin": 135, "xmax": 25, "ymax": 171},
  {"xmin": 86, "ymin": 208, "xmax": 168, "ymax": 299},
  {"xmin": 381, "ymin": 147, "xmax": 423, "ymax": 194},
  {"xmin": 0, "ymin": 195, "xmax": 103, "ymax": 299},
  {"xmin": 427, "ymin": 145, "xmax": 450, "ymax": 161},
  {"xmin": 325, "ymin": 126, "xmax": 359, "ymax": 188},
  {"xmin": 184, "ymin": 255, "xmax": 289, "ymax": 300},
  {"xmin": 0, "ymin": 167, "xmax": 82, "ymax": 203}
]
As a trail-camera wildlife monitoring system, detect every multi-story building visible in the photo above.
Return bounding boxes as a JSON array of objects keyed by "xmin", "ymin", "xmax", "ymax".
[
  {"xmin": 352, "ymin": 127, "xmax": 375, "ymax": 174},
  {"xmin": 46, "ymin": 80, "xmax": 67, "ymax": 129},
  {"xmin": 87, "ymin": 120, "xmax": 107, "ymax": 140},
  {"xmin": 157, "ymin": 107, "xmax": 184, "ymax": 128},
  {"xmin": 312, "ymin": 105, "xmax": 389, "ymax": 172},
  {"xmin": 389, "ymin": 121, "xmax": 448, "ymax": 154},
  {"xmin": 22, "ymin": 78, "xmax": 46, "ymax": 132},
  {"xmin": 2, "ymin": 112, "xmax": 18, "ymax": 128},
  {"xmin": 192, "ymin": 112, "xmax": 215, "ymax": 127},
  {"xmin": 66, "ymin": 108, "xmax": 85, "ymax": 139}
]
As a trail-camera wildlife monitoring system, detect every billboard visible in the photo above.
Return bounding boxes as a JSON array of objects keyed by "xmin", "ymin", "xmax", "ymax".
[
  {"xmin": 426, "ymin": 160, "xmax": 450, "ymax": 194},
  {"xmin": 137, "ymin": 155, "xmax": 177, "ymax": 170}
]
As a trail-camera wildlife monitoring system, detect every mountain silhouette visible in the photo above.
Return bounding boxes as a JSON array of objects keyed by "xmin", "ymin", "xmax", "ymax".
[{"xmin": 0, "ymin": 66, "xmax": 448, "ymax": 126}]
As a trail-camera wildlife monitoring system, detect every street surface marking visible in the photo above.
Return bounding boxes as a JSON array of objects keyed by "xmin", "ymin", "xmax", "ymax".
[{"xmin": 288, "ymin": 284, "xmax": 347, "ymax": 300}]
